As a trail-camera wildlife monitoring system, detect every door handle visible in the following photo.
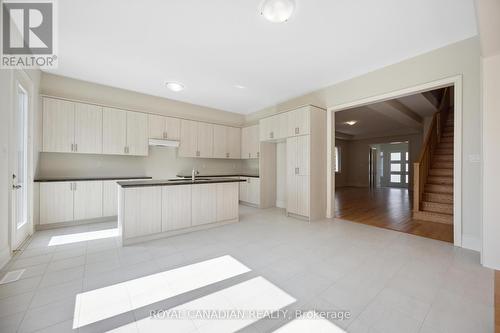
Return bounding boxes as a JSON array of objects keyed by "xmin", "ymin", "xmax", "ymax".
[{"xmin": 12, "ymin": 184, "xmax": 22, "ymax": 190}]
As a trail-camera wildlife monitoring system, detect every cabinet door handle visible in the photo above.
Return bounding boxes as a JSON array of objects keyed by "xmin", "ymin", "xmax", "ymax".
[
  {"xmin": 196, "ymin": 150, "xmax": 200, "ymax": 157},
  {"xmin": 270, "ymin": 132, "xmax": 274, "ymax": 139},
  {"xmin": 74, "ymin": 182, "xmax": 77, "ymax": 191},
  {"xmin": 75, "ymin": 144, "xmax": 78, "ymax": 152},
  {"xmin": 248, "ymin": 153, "xmax": 251, "ymax": 158},
  {"xmin": 71, "ymin": 143, "xmax": 74, "ymax": 152},
  {"xmin": 70, "ymin": 183, "xmax": 73, "ymax": 191},
  {"xmin": 295, "ymin": 167, "xmax": 299, "ymax": 175},
  {"xmin": 257, "ymin": 152, "xmax": 260, "ymax": 158},
  {"xmin": 226, "ymin": 152, "xmax": 229, "ymax": 158},
  {"xmin": 295, "ymin": 127, "xmax": 299, "ymax": 134},
  {"xmin": 124, "ymin": 146, "xmax": 127, "ymax": 154}
]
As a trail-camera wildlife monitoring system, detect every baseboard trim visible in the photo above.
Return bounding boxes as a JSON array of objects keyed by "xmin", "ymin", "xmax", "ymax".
[
  {"xmin": 121, "ymin": 218, "xmax": 239, "ymax": 246},
  {"xmin": 462, "ymin": 235, "xmax": 481, "ymax": 252},
  {"xmin": 0, "ymin": 246, "xmax": 12, "ymax": 271},
  {"xmin": 35, "ymin": 216, "xmax": 117, "ymax": 231}
]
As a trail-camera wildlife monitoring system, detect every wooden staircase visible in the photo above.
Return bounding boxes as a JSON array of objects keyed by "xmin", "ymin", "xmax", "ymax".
[{"xmin": 413, "ymin": 88, "xmax": 454, "ymax": 224}]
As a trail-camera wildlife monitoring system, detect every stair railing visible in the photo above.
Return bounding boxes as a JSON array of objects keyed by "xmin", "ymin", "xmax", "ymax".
[{"xmin": 413, "ymin": 88, "xmax": 450, "ymax": 212}]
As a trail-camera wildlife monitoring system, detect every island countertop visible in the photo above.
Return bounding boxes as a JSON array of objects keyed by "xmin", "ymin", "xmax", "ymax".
[{"xmin": 117, "ymin": 177, "xmax": 245, "ymax": 188}]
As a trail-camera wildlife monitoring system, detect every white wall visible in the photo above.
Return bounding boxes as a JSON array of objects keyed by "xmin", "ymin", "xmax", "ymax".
[
  {"xmin": 247, "ymin": 37, "xmax": 482, "ymax": 249},
  {"xmin": 481, "ymin": 53, "xmax": 500, "ymax": 269}
]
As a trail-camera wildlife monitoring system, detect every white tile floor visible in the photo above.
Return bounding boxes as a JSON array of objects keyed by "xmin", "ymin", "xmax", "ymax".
[{"xmin": 0, "ymin": 206, "xmax": 494, "ymax": 333}]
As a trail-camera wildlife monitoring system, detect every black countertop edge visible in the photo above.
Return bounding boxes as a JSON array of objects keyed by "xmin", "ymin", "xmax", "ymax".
[
  {"xmin": 118, "ymin": 178, "xmax": 245, "ymax": 188},
  {"xmin": 35, "ymin": 176, "xmax": 152, "ymax": 183},
  {"xmin": 176, "ymin": 174, "xmax": 259, "ymax": 178}
]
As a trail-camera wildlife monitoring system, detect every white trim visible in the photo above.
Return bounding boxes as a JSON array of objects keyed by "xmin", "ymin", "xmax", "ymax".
[
  {"xmin": 327, "ymin": 75, "xmax": 463, "ymax": 248},
  {"xmin": 462, "ymin": 235, "xmax": 481, "ymax": 252}
]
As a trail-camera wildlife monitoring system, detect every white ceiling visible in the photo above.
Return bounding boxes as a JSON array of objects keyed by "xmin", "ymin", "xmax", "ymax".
[{"xmin": 46, "ymin": 0, "xmax": 477, "ymax": 114}]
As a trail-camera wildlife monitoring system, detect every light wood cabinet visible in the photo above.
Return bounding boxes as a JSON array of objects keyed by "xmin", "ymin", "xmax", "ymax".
[
  {"xmin": 213, "ymin": 125, "xmax": 227, "ymax": 158},
  {"xmin": 148, "ymin": 115, "xmax": 180, "ymax": 140},
  {"xmin": 102, "ymin": 180, "xmax": 118, "ymax": 217},
  {"xmin": 197, "ymin": 122, "xmax": 214, "ymax": 158},
  {"xmin": 179, "ymin": 120, "xmax": 198, "ymax": 157},
  {"xmin": 73, "ymin": 181, "xmax": 103, "ymax": 221},
  {"xmin": 214, "ymin": 125, "xmax": 241, "ymax": 159},
  {"xmin": 241, "ymin": 125, "xmax": 260, "ymax": 159},
  {"xmin": 43, "ymin": 98, "xmax": 103, "ymax": 154},
  {"xmin": 191, "ymin": 183, "xmax": 217, "ymax": 226},
  {"xmin": 103, "ymin": 108, "xmax": 148, "ymax": 156},
  {"xmin": 126, "ymin": 111, "xmax": 148, "ymax": 156},
  {"xmin": 216, "ymin": 183, "xmax": 239, "ymax": 221},
  {"xmin": 287, "ymin": 106, "xmax": 310, "ymax": 137},
  {"xmin": 74, "ymin": 103, "xmax": 103, "ymax": 154},
  {"xmin": 239, "ymin": 177, "xmax": 260, "ymax": 206},
  {"xmin": 226, "ymin": 126, "xmax": 241, "ymax": 159},
  {"xmin": 103, "ymin": 107, "xmax": 127, "ymax": 155},
  {"xmin": 42, "ymin": 98, "xmax": 75, "ymax": 153},
  {"xmin": 123, "ymin": 187, "xmax": 162, "ymax": 239},
  {"xmin": 287, "ymin": 136, "xmax": 311, "ymax": 217},
  {"xmin": 40, "ymin": 182, "xmax": 74, "ymax": 225},
  {"xmin": 162, "ymin": 185, "xmax": 192, "ymax": 231},
  {"xmin": 260, "ymin": 113, "xmax": 287, "ymax": 141}
]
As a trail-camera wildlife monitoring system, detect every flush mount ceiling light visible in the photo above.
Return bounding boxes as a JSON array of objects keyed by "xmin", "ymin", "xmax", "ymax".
[
  {"xmin": 235, "ymin": 85, "xmax": 246, "ymax": 89},
  {"xmin": 165, "ymin": 82, "xmax": 185, "ymax": 92},
  {"xmin": 345, "ymin": 121, "xmax": 357, "ymax": 126},
  {"xmin": 260, "ymin": 0, "xmax": 295, "ymax": 23}
]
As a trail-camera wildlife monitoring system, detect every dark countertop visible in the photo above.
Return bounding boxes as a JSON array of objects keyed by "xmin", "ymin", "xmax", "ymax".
[
  {"xmin": 176, "ymin": 173, "xmax": 259, "ymax": 178},
  {"xmin": 35, "ymin": 176, "xmax": 152, "ymax": 183},
  {"xmin": 118, "ymin": 177, "xmax": 245, "ymax": 188}
]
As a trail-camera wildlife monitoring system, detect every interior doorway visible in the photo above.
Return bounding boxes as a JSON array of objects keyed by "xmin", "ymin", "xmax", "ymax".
[{"xmin": 328, "ymin": 77, "xmax": 460, "ymax": 244}]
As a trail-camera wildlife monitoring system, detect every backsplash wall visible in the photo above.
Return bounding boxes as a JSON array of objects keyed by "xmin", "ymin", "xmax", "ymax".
[{"xmin": 38, "ymin": 146, "xmax": 258, "ymax": 180}]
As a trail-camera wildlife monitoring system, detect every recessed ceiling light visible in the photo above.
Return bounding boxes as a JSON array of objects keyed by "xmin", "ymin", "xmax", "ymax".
[
  {"xmin": 345, "ymin": 121, "xmax": 357, "ymax": 126},
  {"xmin": 165, "ymin": 82, "xmax": 185, "ymax": 92},
  {"xmin": 235, "ymin": 85, "xmax": 246, "ymax": 89},
  {"xmin": 260, "ymin": 0, "xmax": 295, "ymax": 23}
]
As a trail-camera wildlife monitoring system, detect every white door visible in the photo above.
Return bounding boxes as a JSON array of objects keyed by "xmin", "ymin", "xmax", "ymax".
[{"xmin": 11, "ymin": 82, "xmax": 31, "ymax": 249}]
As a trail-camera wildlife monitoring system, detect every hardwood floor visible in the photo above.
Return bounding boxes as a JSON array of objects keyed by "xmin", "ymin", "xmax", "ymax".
[{"xmin": 335, "ymin": 186, "xmax": 453, "ymax": 243}]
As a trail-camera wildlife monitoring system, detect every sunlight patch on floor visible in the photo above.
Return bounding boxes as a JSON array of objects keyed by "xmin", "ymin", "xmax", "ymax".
[
  {"xmin": 108, "ymin": 276, "xmax": 296, "ymax": 333},
  {"xmin": 48, "ymin": 228, "xmax": 119, "ymax": 246},
  {"xmin": 73, "ymin": 255, "xmax": 251, "ymax": 329},
  {"xmin": 272, "ymin": 311, "xmax": 346, "ymax": 333}
]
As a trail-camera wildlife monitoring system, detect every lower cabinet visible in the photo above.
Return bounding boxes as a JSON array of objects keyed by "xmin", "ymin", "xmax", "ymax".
[
  {"xmin": 102, "ymin": 180, "xmax": 118, "ymax": 217},
  {"xmin": 162, "ymin": 185, "xmax": 192, "ymax": 231},
  {"xmin": 123, "ymin": 187, "xmax": 162, "ymax": 239},
  {"xmin": 192, "ymin": 184, "xmax": 217, "ymax": 226},
  {"xmin": 40, "ymin": 182, "xmax": 74, "ymax": 225},
  {"xmin": 239, "ymin": 177, "xmax": 260, "ymax": 206},
  {"xmin": 40, "ymin": 181, "xmax": 102, "ymax": 225},
  {"xmin": 73, "ymin": 181, "xmax": 103, "ymax": 221},
  {"xmin": 287, "ymin": 175, "xmax": 310, "ymax": 217},
  {"xmin": 216, "ymin": 182, "xmax": 239, "ymax": 221}
]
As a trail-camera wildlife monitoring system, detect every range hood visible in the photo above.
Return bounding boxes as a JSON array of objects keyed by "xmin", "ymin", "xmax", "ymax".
[{"xmin": 148, "ymin": 138, "xmax": 180, "ymax": 148}]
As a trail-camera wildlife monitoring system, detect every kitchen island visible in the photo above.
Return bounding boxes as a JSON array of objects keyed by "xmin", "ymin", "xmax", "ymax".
[{"xmin": 117, "ymin": 178, "xmax": 243, "ymax": 245}]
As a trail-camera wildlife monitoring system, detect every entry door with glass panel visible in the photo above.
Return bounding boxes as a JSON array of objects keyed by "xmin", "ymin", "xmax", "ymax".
[
  {"xmin": 12, "ymin": 83, "xmax": 30, "ymax": 250},
  {"xmin": 389, "ymin": 150, "xmax": 409, "ymax": 188}
]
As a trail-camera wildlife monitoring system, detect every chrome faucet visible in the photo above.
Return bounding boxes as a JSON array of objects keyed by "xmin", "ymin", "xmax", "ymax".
[{"xmin": 191, "ymin": 168, "xmax": 199, "ymax": 182}]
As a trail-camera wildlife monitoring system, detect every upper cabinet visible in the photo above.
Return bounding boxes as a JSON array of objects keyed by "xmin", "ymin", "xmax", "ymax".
[
  {"xmin": 196, "ymin": 122, "xmax": 214, "ymax": 158},
  {"xmin": 260, "ymin": 113, "xmax": 287, "ymax": 141},
  {"xmin": 43, "ymin": 98, "xmax": 102, "ymax": 154},
  {"xmin": 287, "ymin": 106, "xmax": 310, "ymax": 137},
  {"xmin": 214, "ymin": 125, "xmax": 241, "ymax": 159},
  {"xmin": 179, "ymin": 120, "xmax": 216, "ymax": 158},
  {"xmin": 102, "ymin": 108, "xmax": 148, "ymax": 156},
  {"xmin": 241, "ymin": 125, "xmax": 260, "ymax": 159},
  {"xmin": 148, "ymin": 115, "xmax": 180, "ymax": 140}
]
